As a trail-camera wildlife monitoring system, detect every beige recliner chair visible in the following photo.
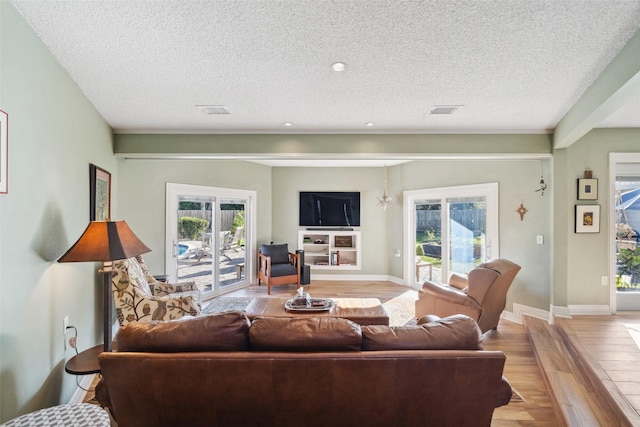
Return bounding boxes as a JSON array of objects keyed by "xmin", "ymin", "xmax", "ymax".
[{"xmin": 415, "ymin": 259, "xmax": 521, "ymax": 333}]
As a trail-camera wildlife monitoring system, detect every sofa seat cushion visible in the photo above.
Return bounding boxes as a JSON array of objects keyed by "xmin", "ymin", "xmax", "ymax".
[
  {"xmin": 361, "ymin": 314, "xmax": 482, "ymax": 351},
  {"xmin": 116, "ymin": 311, "xmax": 250, "ymax": 352},
  {"xmin": 269, "ymin": 263, "xmax": 298, "ymax": 277},
  {"xmin": 250, "ymin": 317, "xmax": 362, "ymax": 351}
]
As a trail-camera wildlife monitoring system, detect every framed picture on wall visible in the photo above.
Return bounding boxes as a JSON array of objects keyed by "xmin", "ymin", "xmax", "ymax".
[
  {"xmin": 575, "ymin": 204, "xmax": 600, "ymax": 233},
  {"xmin": 0, "ymin": 110, "xmax": 7, "ymax": 194},
  {"xmin": 90, "ymin": 164, "xmax": 111, "ymax": 221},
  {"xmin": 577, "ymin": 178, "xmax": 598, "ymax": 200}
]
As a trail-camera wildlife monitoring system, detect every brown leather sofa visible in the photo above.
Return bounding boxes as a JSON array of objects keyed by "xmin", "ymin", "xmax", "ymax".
[
  {"xmin": 97, "ymin": 311, "xmax": 512, "ymax": 427},
  {"xmin": 415, "ymin": 258, "xmax": 521, "ymax": 333}
]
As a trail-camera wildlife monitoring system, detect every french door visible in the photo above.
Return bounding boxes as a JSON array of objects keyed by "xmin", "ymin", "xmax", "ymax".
[
  {"xmin": 166, "ymin": 183, "xmax": 256, "ymax": 298},
  {"xmin": 404, "ymin": 183, "xmax": 499, "ymax": 286}
]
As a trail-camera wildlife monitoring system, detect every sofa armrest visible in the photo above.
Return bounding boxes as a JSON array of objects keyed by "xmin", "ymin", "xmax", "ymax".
[
  {"xmin": 419, "ymin": 281, "xmax": 479, "ymax": 307},
  {"xmin": 114, "ymin": 286, "xmax": 202, "ymax": 326},
  {"xmin": 149, "ymin": 280, "xmax": 198, "ymax": 296},
  {"xmin": 448, "ymin": 273, "xmax": 469, "ymax": 291},
  {"xmin": 496, "ymin": 375, "xmax": 513, "ymax": 407}
]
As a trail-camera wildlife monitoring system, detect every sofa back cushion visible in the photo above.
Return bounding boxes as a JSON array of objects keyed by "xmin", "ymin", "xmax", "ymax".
[
  {"xmin": 249, "ymin": 317, "xmax": 362, "ymax": 351},
  {"xmin": 116, "ymin": 311, "xmax": 250, "ymax": 352},
  {"xmin": 260, "ymin": 243, "xmax": 290, "ymax": 264},
  {"xmin": 361, "ymin": 314, "xmax": 482, "ymax": 351}
]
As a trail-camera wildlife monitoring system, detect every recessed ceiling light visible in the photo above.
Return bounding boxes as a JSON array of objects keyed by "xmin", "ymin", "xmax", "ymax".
[
  {"xmin": 366, "ymin": 122, "xmax": 375, "ymax": 127},
  {"xmin": 331, "ymin": 62, "xmax": 346, "ymax": 72},
  {"xmin": 284, "ymin": 122, "xmax": 293, "ymax": 127},
  {"xmin": 429, "ymin": 105, "xmax": 463, "ymax": 115}
]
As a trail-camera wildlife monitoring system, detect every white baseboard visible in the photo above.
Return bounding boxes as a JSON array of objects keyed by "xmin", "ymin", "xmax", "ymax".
[
  {"xmin": 502, "ymin": 303, "xmax": 551, "ymax": 325},
  {"xmin": 68, "ymin": 374, "xmax": 96, "ymax": 404},
  {"xmin": 503, "ymin": 303, "xmax": 613, "ymax": 326},
  {"xmin": 567, "ymin": 304, "xmax": 611, "ymax": 316},
  {"xmin": 309, "ymin": 274, "xmax": 404, "ymax": 284}
]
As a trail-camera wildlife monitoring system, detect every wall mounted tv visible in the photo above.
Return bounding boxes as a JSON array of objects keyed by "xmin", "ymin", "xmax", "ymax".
[{"xmin": 299, "ymin": 192, "xmax": 361, "ymax": 227}]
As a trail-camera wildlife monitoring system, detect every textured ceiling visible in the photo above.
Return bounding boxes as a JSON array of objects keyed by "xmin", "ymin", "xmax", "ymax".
[{"xmin": 10, "ymin": 0, "xmax": 640, "ymax": 136}]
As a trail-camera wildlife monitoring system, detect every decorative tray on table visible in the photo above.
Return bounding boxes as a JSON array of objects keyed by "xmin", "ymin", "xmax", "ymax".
[{"xmin": 284, "ymin": 297, "xmax": 335, "ymax": 312}]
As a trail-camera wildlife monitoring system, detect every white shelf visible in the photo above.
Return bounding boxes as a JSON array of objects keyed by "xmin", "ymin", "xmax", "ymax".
[{"xmin": 298, "ymin": 230, "xmax": 361, "ymax": 270}]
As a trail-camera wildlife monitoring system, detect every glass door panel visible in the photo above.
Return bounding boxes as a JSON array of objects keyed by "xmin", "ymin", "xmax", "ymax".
[
  {"xmin": 447, "ymin": 196, "xmax": 486, "ymax": 276},
  {"xmin": 219, "ymin": 198, "xmax": 246, "ymax": 289},
  {"xmin": 176, "ymin": 195, "xmax": 215, "ymax": 293},
  {"xmin": 414, "ymin": 199, "xmax": 442, "ymax": 283}
]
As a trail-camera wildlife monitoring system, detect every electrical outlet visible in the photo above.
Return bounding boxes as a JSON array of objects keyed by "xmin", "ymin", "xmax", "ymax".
[
  {"xmin": 601, "ymin": 276, "xmax": 608, "ymax": 286},
  {"xmin": 536, "ymin": 235, "xmax": 544, "ymax": 245},
  {"xmin": 63, "ymin": 316, "xmax": 69, "ymax": 334}
]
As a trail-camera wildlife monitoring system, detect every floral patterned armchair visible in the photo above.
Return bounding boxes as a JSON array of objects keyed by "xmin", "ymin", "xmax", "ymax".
[{"xmin": 112, "ymin": 255, "xmax": 202, "ymax": 327}]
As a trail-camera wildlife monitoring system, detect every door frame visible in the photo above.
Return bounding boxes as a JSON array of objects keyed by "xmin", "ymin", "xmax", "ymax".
[
  {"xmin": 403, "ymin": 182, "xmax": 499, "ymax": 287},
  {"xmin": 165, "ymin": 182, "xmax": 257, "ymax": 296}
]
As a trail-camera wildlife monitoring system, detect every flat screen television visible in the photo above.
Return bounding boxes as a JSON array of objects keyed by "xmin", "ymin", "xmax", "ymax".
[{"xmin": 299, "ymin": 191, "xmax": 360, "ymax": 227}]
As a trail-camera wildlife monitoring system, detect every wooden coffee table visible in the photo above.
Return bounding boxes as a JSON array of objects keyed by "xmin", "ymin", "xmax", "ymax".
[{"xmin": 244, "ymin": 297, "xmax": 389, "ymax": 326}]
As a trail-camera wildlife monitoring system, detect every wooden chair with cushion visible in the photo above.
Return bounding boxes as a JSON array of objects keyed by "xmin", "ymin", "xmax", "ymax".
[
  {"xmin": 257, "ymin": 243, "xmax": 301, "ymax": 295},
  {"xmin": 414, "ymin": 258, "xmax": 521, "ymax": 333}
]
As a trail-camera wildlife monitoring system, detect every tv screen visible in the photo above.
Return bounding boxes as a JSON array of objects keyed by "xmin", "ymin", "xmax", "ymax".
[{"xmin": 299, "ymin": 192, "xmax": 360, "ymax": 227}]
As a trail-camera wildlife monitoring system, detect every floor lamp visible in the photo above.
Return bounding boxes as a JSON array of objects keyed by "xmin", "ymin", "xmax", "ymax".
[{"xmin": 58, "ymin": 220, "xmax": 151, "ymax": 352}]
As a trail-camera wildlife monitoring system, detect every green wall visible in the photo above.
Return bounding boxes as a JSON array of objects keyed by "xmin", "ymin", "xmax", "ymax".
[
  {"xmin": 0, "ymin": 2, "xmax": 115, "ymax": 422},
  {"xmin": 116, "ymin": 159, "xmax": 271, "ymax": 274},
  {"xmin": 271, "ymin": 167, "xmax": 390, "ymax": 276},
  {"xmin": 3, "ymin": 0, "xmax": 640, "ymax": 422},
  {"xmin": 554, "ymin": 128, "xmax": 640, "ymax": 309}
]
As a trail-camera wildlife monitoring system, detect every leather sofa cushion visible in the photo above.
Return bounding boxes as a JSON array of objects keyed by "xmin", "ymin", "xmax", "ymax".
[
  {"xmin": 116, "ymin": 311, "xmax": 250, "ymax": 352},
  {"xmin": 260, "ymin": 243, "xmax": 290, "ymax": 264},
  {"xmin": 249, "ymin": 317, "xmax": 362, "ymax": 351},
  {"xmin": 361, "ymin": 314, "xmax": 482, "ymax": 351}
]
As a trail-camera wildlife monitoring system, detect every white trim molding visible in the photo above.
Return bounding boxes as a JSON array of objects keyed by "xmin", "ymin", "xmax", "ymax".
[
  {"xmin": 68, "ymin": 374, "xmax": 96, "ymax": 404},
  {"xmin": 567, "ymin": 304, "xmax": 611, "ymax": 316},
  {"xmin": 502, "ymin": 303, "xmax": 551, "ymax": 325},
  {"xmin": 310, "ymin": 274, "xmax": 404, "ymax": 284}
]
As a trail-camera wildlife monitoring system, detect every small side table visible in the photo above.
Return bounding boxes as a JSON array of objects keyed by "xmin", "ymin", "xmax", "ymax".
[
  {"xmin": 65, "ymin": 344, "xmax": 103, "ymax": 375},
  {"xmin": 416, "ymin": 259, "xmax": 433, "ymax": 282},
  {"xmin": 236, "ymin": 263, "xmax": 245, "ymax": 280}
]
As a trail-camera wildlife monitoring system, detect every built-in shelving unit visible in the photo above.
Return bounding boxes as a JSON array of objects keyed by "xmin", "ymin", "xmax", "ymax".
[{"xmin": 298, "ymin": 230, "xmax": 361, "ymax": 270}]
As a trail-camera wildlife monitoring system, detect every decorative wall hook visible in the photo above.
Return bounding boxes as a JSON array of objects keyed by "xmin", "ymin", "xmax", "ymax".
[{"xmin": 535, "ymin": 160, "xmax": 548, "ymax": 195}]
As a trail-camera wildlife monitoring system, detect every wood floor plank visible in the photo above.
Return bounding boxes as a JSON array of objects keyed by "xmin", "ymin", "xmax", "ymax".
[
  {"xmin": 225, "ymin": 281, "xmax": 559, "ymax": 425},
  {"xmin": 92, "ymin": 280, "xmax": 640, "ymax": 426}
]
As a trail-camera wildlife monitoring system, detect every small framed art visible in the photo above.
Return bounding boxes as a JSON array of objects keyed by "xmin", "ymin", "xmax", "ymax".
[
  {"xmin": 0, "ymin": 109, "xmax": 7, "ymax": 194},
  {"xmin": 577, "ymin": 178, "xmax": 598, "ymax": 200},
  {"xmin": 90, "ymin": 164, "xmax": 111, "ymax": 221},
  {"xmin": 575, "ymin": 205, "xmax": 600, "ymax": 233}
]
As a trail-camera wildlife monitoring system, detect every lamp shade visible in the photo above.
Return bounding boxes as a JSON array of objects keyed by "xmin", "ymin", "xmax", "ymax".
[{"xmin": 58, "ymin": 220, "xmax": 151, "ymax": 263}]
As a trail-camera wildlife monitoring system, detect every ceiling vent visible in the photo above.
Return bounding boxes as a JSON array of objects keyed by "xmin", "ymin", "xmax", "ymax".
[
  {"xmin": 429, "ymin": 105, "xmax": 463, "ymax": 115},
  {"xmin": 196, "ymin": 105, "xmax": 230, "ymax": 115}
]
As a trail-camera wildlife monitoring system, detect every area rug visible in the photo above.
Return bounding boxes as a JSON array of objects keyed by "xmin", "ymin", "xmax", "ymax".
[
  {"xmin": 202, "ymin": 293, "xmax": 418, "ymax": 326},
  {"xmin": 203, "ymin": 297, "xmax": 253, "ymax": 314}
]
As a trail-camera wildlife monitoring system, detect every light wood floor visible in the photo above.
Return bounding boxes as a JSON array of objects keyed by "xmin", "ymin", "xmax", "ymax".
[
  {"xmin": 93, "ymin": 280, "xmax": 640, "ymax": 426},
  {"xmin": 228, "ymin": 280, "xmax": 560, "ymax": 426}
]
